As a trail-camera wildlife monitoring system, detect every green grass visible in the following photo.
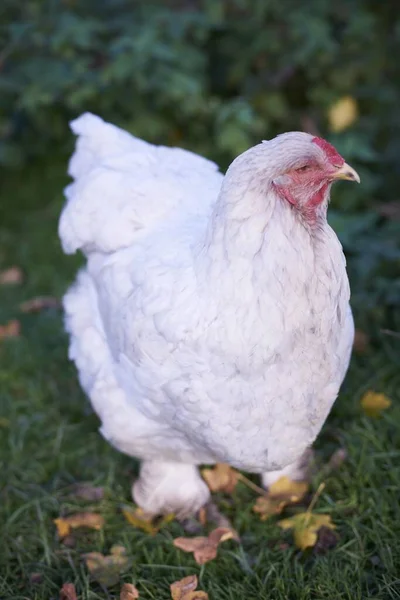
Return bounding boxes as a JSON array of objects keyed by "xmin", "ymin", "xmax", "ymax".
[{"xmin": 1, "ymin": 157, "xmax": 399, "ymax": 600}]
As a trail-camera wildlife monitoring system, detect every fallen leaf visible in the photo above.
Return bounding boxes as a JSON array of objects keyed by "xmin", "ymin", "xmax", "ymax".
[
  {"xmin": 20, "ymin": 296, "xmax": 60, "ymax": 313},
  {"xmin": 68, "ymin": 483, "xmax": 104, "ymax": 502},
  {"xmin": 361, "ymin": 391, "xmax": 391, "ymax": 417},
  {"xmin": 54, "ymin": 512, "xmax": 104, "ymax": 538},
  {"xmin": 0, "ymin": 266, "xmax": 23, "ymax": 285},
  {"xmin": 173, "ymin": 527, "xmax": 236, "ymax": 565},
  {"xmin": 201, "ymin": 463, "xmax": 239, "ymax": 493},
  {"xmin": 269, "ymin": 476, "xmax": 309, "ymax": 500},
  {"xmin": 83, "ymin": 545, "xmax": 130, "ymax": 587},
  {"xmin": 60, "ymin": 582, "xmax": 78, "ymax": 600},
  {"xmin": 171, "ymin": 575, "xmax": 208, "ymax": 600},
  {"xmin": 313, "ymin": 525, "xmax": 339, "ymax": 554},
  {"xmin": 253, "ymin": 496, "xmax": 287, "ymax": 520},
  {"xmin": 353, "ymin": 329, "xmax": 369, "ymax": 354},
  {"xmin": 122, "ymin": 506, "xmax": 174, "ymax": 535},
  {"xmin": 120, "ymin": 582, "xmax": 140, "ymax": 599},
  {"xmin": 278, "ymin": 512, "xmax": 336, "ymax": 550},
  {"xmin": 294, "ymin": 526, "xmax": 318, "ymax": 550},
  {"xmin": 0, "ymin": 320, "xmax": 20, "ymax": 340},
  {"xmin": 253, "ymin": 476, "xmax": 309, "ymax": 520},
  {"xmin": 328, "ymin": 96, "xmax": 358, "ymax": 133}
]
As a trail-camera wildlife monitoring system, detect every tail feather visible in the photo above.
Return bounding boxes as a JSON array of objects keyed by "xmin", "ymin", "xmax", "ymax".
[
  {"xmin": 68, "ymin": 112, "xmax": 150, "ymax": 179},
  {"xmin": 59, "ymin": 112, "xmax": 222, "ymax": 256}
]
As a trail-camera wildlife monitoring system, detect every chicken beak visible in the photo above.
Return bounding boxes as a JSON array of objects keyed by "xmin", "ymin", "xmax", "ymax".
[{"xmin": 332, "ymin": 162, "xmax": 360, "ymax": 183}]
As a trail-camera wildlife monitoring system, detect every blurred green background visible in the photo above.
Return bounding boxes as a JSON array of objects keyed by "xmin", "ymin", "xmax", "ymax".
[{"xmin": 1, "ymin": 0, "xmax": 400, "ymax": 329}]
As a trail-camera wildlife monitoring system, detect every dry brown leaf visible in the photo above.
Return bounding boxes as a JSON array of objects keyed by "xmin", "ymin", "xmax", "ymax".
[
  {"xmin": 120, "ymin": 582, "xmax": 140, "ymax": 599},
  {"xmin": 253, "ymin": 476, "xmax": 309, "ymax": 520},
  {"xmin": 278, "ymin": 512, "xmax": 336, "ymax": 551},
  {"xmin": 201, "ymin": 463, "xmax": 239, "ymax": 493},
  {"xmin": 328, "ymin": 96, "xmax": 358, "ymax": 132},
  {"xmin": 170, "ymin": 575, "xmax": 208, "ymax": 600},
  {"xmin": 173, "ymin": 526, "xmax": 236, "ymax": 565},
  {"xmin": 68, "ymin": 483, "xmax": 104, "ymax": 502},
  {"xmin": 83, "ymin": 545, "xmax": 130, "ymax": 587},
  {"xmin": 361, "ymin": 391, "xmax": 391, "ymax": 417},
  {"xmin": 20, "ymin": 296, "xmax": 60, "ymax": 313},
  {"xmin": 353, "ymin": 329, "xmax": 369, "ymax": 354},
  {"xmin": 60, "ymin": 582, "xmax": 78, "ymax": 600},
  {"xmin": 0, "ymin": 320, "xmax": 20, "ymax": 340},
  {"xmin": 54, "ymin": 512, "xmax": 104, "ymax": 538},
  {"xmin": 253, "ymin": 496, "xmax": 287, "ymax": 520},
  {"xmin": 0, "ymin": 266, "xmax": 23, "ymax": 285},
  {"xmin": 313, "ymin": 525, "xmax": 339, "ymax": 554},
  {"xmin": 122, "ymin": 506, "xmax": 174, "ymax": 535}
]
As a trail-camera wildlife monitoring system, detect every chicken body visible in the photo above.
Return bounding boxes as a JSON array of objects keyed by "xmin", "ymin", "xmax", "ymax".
[{"xmin": 59, "ymin": 114, "xmax": 355, "ymax": 516}]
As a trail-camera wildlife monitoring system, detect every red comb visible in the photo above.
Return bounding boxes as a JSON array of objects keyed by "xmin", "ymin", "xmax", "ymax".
[{"xmin": 312, "ymin": 137, "xmax": 344, "ymax": 166}]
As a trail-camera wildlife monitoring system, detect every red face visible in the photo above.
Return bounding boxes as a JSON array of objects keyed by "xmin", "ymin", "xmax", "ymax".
[{"xmin": 273, "ymin": 137, "xmax": 346, "ymax": 223}]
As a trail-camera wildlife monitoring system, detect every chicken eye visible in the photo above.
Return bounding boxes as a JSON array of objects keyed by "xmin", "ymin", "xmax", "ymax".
[{"xmin": 296, "ymin": 165, "xmax": 311, "ymax": 173}]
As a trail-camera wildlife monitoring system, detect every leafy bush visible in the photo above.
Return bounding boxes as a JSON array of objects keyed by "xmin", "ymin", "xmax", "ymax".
[{"xmin": 1, "ymin": 0, "xmax": 400, "ymax": 316}]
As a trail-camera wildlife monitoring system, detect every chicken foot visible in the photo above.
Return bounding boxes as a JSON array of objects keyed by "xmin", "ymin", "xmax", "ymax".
[
  {"xmin": 132, "ymin": 460, "xmax": 210, "ymax": 519},
  {"xmin": 261, "ymin": 448, "xmax": 314, "ymax": 488}
]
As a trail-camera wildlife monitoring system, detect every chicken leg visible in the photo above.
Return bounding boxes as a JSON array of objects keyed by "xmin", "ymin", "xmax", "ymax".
[
  {"xmin": 132, "ymin": 460, "xmax": 210, "ymax": 519},
  {"xmin": 261, "ymin": 448, "xmax": 314, "ymax": 488}
]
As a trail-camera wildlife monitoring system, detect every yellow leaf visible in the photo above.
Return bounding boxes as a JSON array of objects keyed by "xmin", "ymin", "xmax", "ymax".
[
  {"xmin": 294, "ymin": 527, "xmax": 318, "ymax": 550},
  {"xmin": 122, "ymin": 506, "xmax": 174, "ymax": 535},
  {"xmin": 278, "ymin": 511, "xmax": 335, "ymax": 550},
  {"xmin": 83, "ymin": 545, "xmax": 130, "ymax": 587},
  {"xmin": 53, "ymin": 512, "xmax": 104, "ymax": 538},
  {"xmin": 122, "ymin": 507, "xmax": 156, "ymax": 535},
  {"xmin": 361, "ymin": 391, "xmax": 391, "ymax": 417},
  {"xmin": 120, "ymin": 582, "xmax": 140, "ymax": 599},
  {"xmin": 54, "ymin": 518, "xmax": 71, "ymax": 538},
  {"xmin": 269, "ymin": 476, "xmax": 308, "ymax": 501},
  {"xmin": 253, "ymin": 476, "xmax": 308, "ymax": 520},
  {"xmin": 328, "ymin": 96, "xmax": 358, "ymax": 133},
  {"xmin": 201, "ymin": 463, "xmax": 239, "ymax": 493},
  {"xmin": 170, "ymin": 575, "xmax": 209, "ymax": 600}
]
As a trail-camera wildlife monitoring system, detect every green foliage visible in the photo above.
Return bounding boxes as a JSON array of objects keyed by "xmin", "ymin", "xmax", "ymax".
[
  {"xmin": 1, "ymin": 1, "xmax": 399, "ymax": 176},
  {"xmin": 1, "ymin": 0, "xmax": 399, "ymax": 317}
]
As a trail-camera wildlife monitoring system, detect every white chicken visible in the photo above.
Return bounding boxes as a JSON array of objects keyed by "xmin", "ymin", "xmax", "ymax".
[{"xmin": 59, "ymin": 113, "xmax": 358, "ymax": 517}]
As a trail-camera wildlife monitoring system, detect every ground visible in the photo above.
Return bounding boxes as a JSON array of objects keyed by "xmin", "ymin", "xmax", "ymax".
[{"xmin": 0, "ymin": 157, "xmax": 399, "ymax": 600}]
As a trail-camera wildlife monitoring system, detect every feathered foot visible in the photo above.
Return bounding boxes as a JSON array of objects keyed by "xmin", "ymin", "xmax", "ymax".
[
  {"xmin": 132, "ymin": 460, "xmax": 210, "ymax": 519},
  {"xmin": 261, "ymin": 448, "xmax": 314, "ymax": 488}
]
